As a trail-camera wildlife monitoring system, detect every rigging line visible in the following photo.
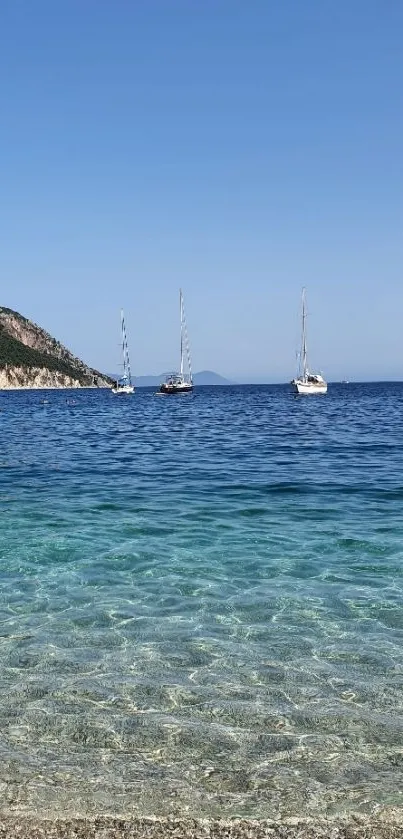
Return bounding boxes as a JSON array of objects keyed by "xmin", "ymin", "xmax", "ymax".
[{"xmin": 181, "ymin": 292, "xmax": 192, "ymax": 382}]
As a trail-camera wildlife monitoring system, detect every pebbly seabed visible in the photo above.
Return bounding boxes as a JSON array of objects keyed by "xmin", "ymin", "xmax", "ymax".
[{"xmin": 0, "ymin": 813, "xmax": 402, "ymax": 839}]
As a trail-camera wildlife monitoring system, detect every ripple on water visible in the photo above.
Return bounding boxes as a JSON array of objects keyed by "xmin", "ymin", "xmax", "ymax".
[{"xmin": 0, "ymin": 384, "xmax": 402, "ymax": 818}]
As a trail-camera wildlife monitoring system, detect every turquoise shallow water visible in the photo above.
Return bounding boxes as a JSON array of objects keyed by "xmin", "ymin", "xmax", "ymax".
[{"xmin": 0, "ymin": 383, "xmax": 402, "ymax": 818}]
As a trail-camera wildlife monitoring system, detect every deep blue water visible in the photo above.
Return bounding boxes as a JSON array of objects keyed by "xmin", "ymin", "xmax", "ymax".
[{"xmin": 0, "ymin": 383, "xmax": 402, "ymax": 818}]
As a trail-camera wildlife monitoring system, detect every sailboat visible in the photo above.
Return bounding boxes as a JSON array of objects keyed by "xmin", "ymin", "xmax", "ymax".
[
  {"xmin": 291, "ymin": 288, "xmax": 327, "ymax": 395},
  {"xmin": 111, "ymin": 310, "xmax": 135, "ymax": 395},
  {"xmin": 160, "ymin": 289, "xmax": 193, "ymax": 394}
]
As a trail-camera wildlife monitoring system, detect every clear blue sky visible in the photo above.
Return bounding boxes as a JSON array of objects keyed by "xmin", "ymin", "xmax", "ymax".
[{"xmin": 1, "ymin": 1, "xmax": 402, "ymax": 381}]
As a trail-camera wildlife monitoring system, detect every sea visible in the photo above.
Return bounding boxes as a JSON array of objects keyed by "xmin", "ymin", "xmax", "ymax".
[{"xmin": 0, "ymin": 382, "xmax": 402, "ymax": 820}]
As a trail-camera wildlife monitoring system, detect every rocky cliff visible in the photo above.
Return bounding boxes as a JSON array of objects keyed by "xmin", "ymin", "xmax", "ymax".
[{"xmin": 0, "ymin": 307, "xmax": 112, "ymax": 389}]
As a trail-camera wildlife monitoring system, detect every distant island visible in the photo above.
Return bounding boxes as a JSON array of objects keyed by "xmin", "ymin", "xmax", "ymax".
[
  {"xmin": 0, "ymin": 307, "xmax": 112, "ymax": 389},
  {"xmin": 111, "ymin": 370, "xmax": 234, "ymax": 387}
]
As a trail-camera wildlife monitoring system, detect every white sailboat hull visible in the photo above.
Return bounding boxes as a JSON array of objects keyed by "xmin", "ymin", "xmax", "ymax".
[
  {"xmin": 112, "ymin": 310, "xmax": 134, "ymax": 395},
  {"xmin": 293, "ymin": 380, "xmax": 327, "ymax": 395},
  {"xmin": 292, "ymin": 289, "xmax": 327, "ymax": 396},
  {"xmin": 111, "ymin": 385, "xmax": 135, "ymax": 395}
]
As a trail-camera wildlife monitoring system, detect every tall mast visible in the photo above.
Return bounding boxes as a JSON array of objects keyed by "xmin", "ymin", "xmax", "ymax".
[
  {"xmin": 180, "ymin": 289, "xmax": 184, "ymax": 377},
  {"xmin": 179, "ymin": 289, "xmax": 192, "ymax": 383},
  {"xmin": 121, "ymin": 309, "xmax": 132, "ymax": 386},
  {"xmin": 301, "ymin": 288, "xmax": 308, "ymax": 380}
]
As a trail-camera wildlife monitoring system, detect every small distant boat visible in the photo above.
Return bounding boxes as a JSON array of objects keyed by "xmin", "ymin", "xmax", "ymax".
[
  {"xmin": 112, "ymin": 310, "xmax": 135, "ymax": 395},
  {"xmin": 160, "ymin": 290, "xmax": 193, "ymax": 394},
  {"xmin": 291, "ymin": 288, "xmax": 327, "ymax": 395}
]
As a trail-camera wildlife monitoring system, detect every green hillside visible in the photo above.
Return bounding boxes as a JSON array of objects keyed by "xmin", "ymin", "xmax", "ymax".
[
  {"xmin": 0, "ymin": 307, "xmax": 111, "ymax": 387},
  {"xmin": 0, "ymin": 325, "xmax": 91, "ymax": 383}
]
